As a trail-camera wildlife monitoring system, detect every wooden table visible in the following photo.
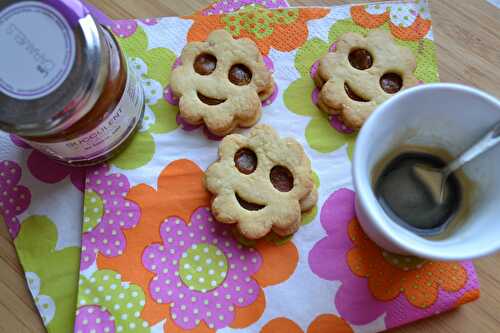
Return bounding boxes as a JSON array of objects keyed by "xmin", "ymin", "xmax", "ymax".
[{"xmin": 1, "ymin": 0, "xmax": 499, "ymax": 332}]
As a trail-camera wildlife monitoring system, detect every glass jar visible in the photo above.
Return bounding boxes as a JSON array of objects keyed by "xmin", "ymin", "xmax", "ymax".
[{"xmin": 0, "ymin": 0, "xmax": 145, "ymax": 166}]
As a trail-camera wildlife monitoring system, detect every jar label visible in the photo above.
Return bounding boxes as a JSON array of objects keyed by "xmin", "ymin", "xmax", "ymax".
[
  {"xmin": 23, "ymin": 62, "xmax": 145, "ymax": 163},
  {"xmin": 0, "ymin": 1, "xmax": 75, "ymax": 100}
]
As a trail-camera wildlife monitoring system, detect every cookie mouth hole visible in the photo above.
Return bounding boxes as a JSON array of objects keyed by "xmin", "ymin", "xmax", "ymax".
[
  {"xmin": 344, "ymin": 83, "xmax": 370, "ymax": 102},
  {"xmin": 197, "ymin": 92, "xmax": 227, "ymax": 105},
  {"xmin": 348, "ymin": 48, "xmax": 373, "ymax": 70},
  {"xmin": 380, "ymin": 73, "xmax": 403, "ymax": 94},
  {"xmin": 194, "ymin": 53, "xmax": 217, "ymax": 75},
  {"xmin": 229, "ymin": 64, "xmax": 252, "ymax": 86},
  {"xmin": 270, "ymin": 166, "xmax": 294, "ymax": 192},
  {"xmin": 235, "ymin": 193, "xmax": 265, "ymax": 211},
  {"xmin": 234, "ymin": 148, "xmax": 257, "ymax": 174}
]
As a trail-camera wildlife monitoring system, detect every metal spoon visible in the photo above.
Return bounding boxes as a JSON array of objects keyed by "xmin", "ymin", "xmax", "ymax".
[{"xmin": 413, "ymin": 120, "xmax": 500, "ymax": 203}]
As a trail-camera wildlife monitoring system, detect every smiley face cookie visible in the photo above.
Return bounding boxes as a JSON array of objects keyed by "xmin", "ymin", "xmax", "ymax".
[
  {"xmin": 205, "ymin": 124, "xmax": 317, "ymax": 239},
  {"xmin": 314, "ymin": 29, "xmax": 418, "ymax": 129},
  {"xmin": 170, "ymin": 30, "xmax": 274, "ymax": 136}
]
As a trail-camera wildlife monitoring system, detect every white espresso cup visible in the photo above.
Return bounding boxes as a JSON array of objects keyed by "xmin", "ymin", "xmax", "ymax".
[{"xmin": 353, "ymin": 83, "xmax": 500, "ymax": 261}]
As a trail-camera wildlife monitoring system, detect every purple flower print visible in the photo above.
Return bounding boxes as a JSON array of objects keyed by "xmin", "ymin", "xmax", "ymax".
[
  {"xmin": 80, "ymin": 164, "xmax": 140, "ymax": 271},
  {"xmin": 143, "ymin": 207, "xmax": 262, "ymax": 330},
  {"xmin": 111, "ymin": 18, "xmax": 159, "ymax": 38},
  {"xmin": 0, "ymin": 160, "xmax": 31, "ymax": 238},
  {"xmin": 308, "ymin": 188, "xmax": 480, "ymax": 329},
  {"xmin": 201, "ymin": 0, "xmax": 289, "ymax": 15},
  {"xmin": 10, "ymin": 135, "xmax": 85, "ymax": 191},
  {"xmin": 75, "ymin": 306, "xmax": 115, "ymax": 333}
]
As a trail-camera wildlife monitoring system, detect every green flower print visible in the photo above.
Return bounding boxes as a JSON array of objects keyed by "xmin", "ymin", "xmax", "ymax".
[
  {"xmin": 83, "ymin": 190, "xmax": 103, "ymax": 233},
  {"xmin": 223, "ymin": 6, "xmax": 299, "ymax": 40},
  {"xmin": 76, "ymin": 269, "xmax": 150, "ymax": 332},
  {"xmin": 111, "ymin": 26, "xmax": 178, "ymax": 170},
  {"xmin": 15, "ymin": 216, "xmax": 80, "ymax": 333},
  {"xmin": 284, "ymin": 19, "xmax": 439, "ymax": 156}
]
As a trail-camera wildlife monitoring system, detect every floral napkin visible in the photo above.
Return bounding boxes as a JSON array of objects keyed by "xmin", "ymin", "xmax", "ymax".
[
  {"xmin": 73, "ymin": 1, "xmax": 480, "ymax": 333},
  {"xmin": 0, "ymin": 1, "xmax": 481, "ymax": 333},
  {"xmin": 0, "ymin": 1, "xmax": 288, "ymax": 332}
]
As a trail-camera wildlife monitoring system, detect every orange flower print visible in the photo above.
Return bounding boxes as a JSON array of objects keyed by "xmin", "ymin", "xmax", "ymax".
[
  {"xmin": 186, "ymin": 6, "xmax": 329, "ymax": 55},
  {"xmin": 347, "ymin": 220, "xmax": 467, "ymax": 308},
  {"xmin": 98, "ymin": 159, "xmax": 299, "ymax": 332},
  {"xmin": 309, "ymin": 189, "xmax": 479, "ymax": 329},
  {"xmin": 351, "ymin": 1, "xmax": 432, "ymax": 41},
  {"xmin": 260, "ymin": 314, "xmax": 353, "ymax": 333}
]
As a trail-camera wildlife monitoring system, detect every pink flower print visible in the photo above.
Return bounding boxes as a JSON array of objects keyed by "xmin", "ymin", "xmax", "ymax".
[
  {"xmin": 0, "ymin": 160, "xmax": 31, "ymax": 238},
  {"xmin": 201, "ymin": 0, "xmax": 289, "ymax": 15},
  {"xmin": 75, "ymin": 306, "xmax": 115, "ymax": 333},
  {"xmin": 142, "ymin": 207, "xmax": 262, "ymax": 330},
  {"xmin": 308, "ymin": 188, "xmax": 480, "ymax": 329},
  {"xmin": 111, "ymin": 18, "xmax": 159, "ymax": 38},
  {"xmin": 10, "ymin": 135, "xmax": 85, "ymax": 191},
  {"xmin": 80, "ymin": 164, "xmax": 140, "ymax": 271}
]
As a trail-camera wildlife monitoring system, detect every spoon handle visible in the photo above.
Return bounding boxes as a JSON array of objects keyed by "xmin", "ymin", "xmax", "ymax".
[{"xmin": 446, "ymin": 120, "xmax": 500, "ymax": 174}]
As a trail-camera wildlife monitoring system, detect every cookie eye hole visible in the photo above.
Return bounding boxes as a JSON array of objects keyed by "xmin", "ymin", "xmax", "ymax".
[
  {"xmin": 194, "ymin": 53, "xmax": 217, "ymax": 75},
  {"xmin": 229, "ymin": 64, "xmax": 252, "ymax": 86},
  {"xmin": 348, "ymin": 49, "xmax": 373, "ymax": 70},
  {"xmin": 344, "ymin": 83, "xmax": 370, "ymax": 102},
  {"xmin": 380, "ymin": 73, "xmax": 403, "ymax": 94},
  {"xmin": 270, "ymin": 166, "xmax": 294, "ymax": 192},
  {"xmin": 234, "ymin": 148, "xmax": 257, "ymax": 174}
]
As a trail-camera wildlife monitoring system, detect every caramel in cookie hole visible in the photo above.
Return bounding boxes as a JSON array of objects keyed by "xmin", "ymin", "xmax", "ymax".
[
  {"xmin": 197, "ymin": 92, "xmax": 226, "ymax": 105},
  {"xmin": 270, "ymin": 166, "xmax": 294, "ymax": 192},
  {"xmin": 344, "ymin": 83, "xmax": 370, "ymax": 102},
  {"xmin": 348, "ymin": 48, "xmax": 373, "ymax": 70},
  {"xmin": 229, "ymin": 64, "xmax": 252, "ymax": 86},
  {"xmin": 234, "ymin": 148, "xmax": 258, "ymax": 174},
  {"xmin": 380, "ymin": 73, "xmax": 403, "ymax": 94},
  {"xmin": 194, "ymin": 53, "xmax": 217, "ymax": 75},
  {"xmin": 235, "ymin": 193, "xmax": 265, "ymax": 211}
]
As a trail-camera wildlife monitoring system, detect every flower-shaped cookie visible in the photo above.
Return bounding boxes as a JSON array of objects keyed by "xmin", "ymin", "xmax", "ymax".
[
  {"xmin": 170, "ymin": 29, "xmax": 274, "ymax": 136},
  {"xmin": 314, "ymin": 29, "xmax": 418, "ymax": 129},
  {"xmin": 205, "ymin": 124, "xmax": 317, "ymax": 239}
]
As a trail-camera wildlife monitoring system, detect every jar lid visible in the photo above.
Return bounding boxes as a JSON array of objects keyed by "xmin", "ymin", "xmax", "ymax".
[{"xmin": 0, "ymin": 0, "xmax": 108, "ymax": 136}]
